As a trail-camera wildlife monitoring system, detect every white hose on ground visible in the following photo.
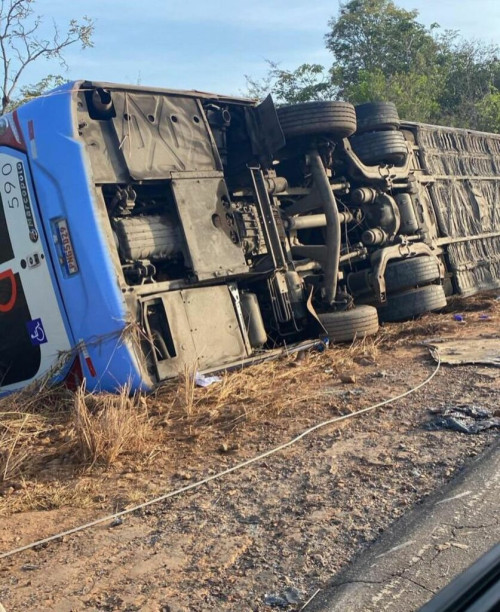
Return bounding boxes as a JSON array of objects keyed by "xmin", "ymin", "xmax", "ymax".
[{"xmin": 0, "ymin": 355, "xmax": 441, "ymax": 560}]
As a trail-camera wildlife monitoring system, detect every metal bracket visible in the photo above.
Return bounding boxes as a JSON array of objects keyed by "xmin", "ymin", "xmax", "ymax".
[
  {"xmin": 341, "ymin": 138, "xmax": 413, "ymax": 186},
  {"xmin": 228, "ymin": 283, "xmax": 252, "ymax": 354},
  {"xmin": 369, "ymin": 243, "xmax": 445, "ymax": 304},
  {"xmin": 248, "ymin": 166, "xmax": 288, "ymax": 270}
]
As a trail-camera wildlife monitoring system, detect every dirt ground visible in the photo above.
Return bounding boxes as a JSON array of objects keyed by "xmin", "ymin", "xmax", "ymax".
[{"xmin": 0, "ymin": 294, "xmax": 499, "ymax": 612}]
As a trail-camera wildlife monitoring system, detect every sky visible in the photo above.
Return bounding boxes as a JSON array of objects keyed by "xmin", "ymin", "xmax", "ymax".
[{"xmin": 16, "ymin": 0, "xmax": 500, "ymax": 97}]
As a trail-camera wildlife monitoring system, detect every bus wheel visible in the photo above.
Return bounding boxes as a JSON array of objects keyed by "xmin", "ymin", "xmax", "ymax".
[
  {"xmin": 385, "ymin": 257, "xmax": 441, "ymax": 293},
  {"xmin": 277, "ymin": 101, "xmax": 357, "ymax": 140},
  {"xmin": 350, "ymin": 130, "xmax": 408, "ymax": 166},
  {"xmin": 318, "ymin": 305, "xmax": 379, "ymax": 343},
  {"xmin": 354, "ymin": 101, "xmax": 400, "ymax": 133},
  {"xmin": 379, "ymin": 285, "xmax": 447, "ymax": 322}
]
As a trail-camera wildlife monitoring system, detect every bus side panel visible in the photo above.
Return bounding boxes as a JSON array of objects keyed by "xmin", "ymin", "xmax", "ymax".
[{"xmin": 415, "ymin": 124, "xmax": 500, "ymax": 295}]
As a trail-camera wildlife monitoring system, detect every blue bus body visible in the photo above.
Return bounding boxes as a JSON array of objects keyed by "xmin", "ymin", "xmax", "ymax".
[{"xmin": 1, "ymin": 83, "xmax": 148, "ymax": 393}]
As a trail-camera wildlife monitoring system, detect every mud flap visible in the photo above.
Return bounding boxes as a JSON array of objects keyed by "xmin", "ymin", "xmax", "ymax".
[
  {"xmin": 246, "ymin": 95, "xmax": 285, "ymax": 165},
  {"xmin": 306, "ymin": 287, "xmax": 328, "ymax": 337}
]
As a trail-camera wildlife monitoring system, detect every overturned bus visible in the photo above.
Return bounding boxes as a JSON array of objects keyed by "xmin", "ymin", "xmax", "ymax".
[{"xmin": 0, "ymin": 81, "xmax": 499, "ymax": 394}]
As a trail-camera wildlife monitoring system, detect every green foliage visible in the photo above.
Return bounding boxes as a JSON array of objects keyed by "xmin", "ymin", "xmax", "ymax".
[
  {"xmin": 345, "ymin": 69, "xmax": 442, "ymax": 122},
  {"xmin": 11, "ymin": 75, "xmax": 67, "ymax": 109},
  {"xmin": 246, "ymin": 0, "xmax": 500, "ymax": 132},
  {"xmin": 245, "ymin": 61, "xmax": 337, "ymax": 104},
  {"xmin": 436, "ymin": 37, "xmax": 500, "ymax": 128},
  {"xmin": 475, "ymin": 89, "xmax": 500, "ymax": 133},
  {"xmin": 325, "ymin": 0, "xmax": 449, "ymax": 123},
  {"xmin": 326, "ymin": 0, "xmax": 442, "ymax": 91}
]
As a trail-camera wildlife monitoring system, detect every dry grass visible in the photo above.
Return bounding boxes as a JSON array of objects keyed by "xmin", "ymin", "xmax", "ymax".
[
  {"xmin": 0, "ymin": 387, "xmax": 71, "ymax": 485},
  {"xmin": 378, "ymin": 312, "xmax": 456, "ymax": 344},
  {"xmin": 155, "ymin": 333, "xmax": 383, "ymax": 436},
  {"xmin": 6, "ymin": 480, "xmax": 100, "ymax": 513},
  {"xmin": 178, "ymin": 362, "xmax": 197, "ymax": 418},
  {"xmin": 445, "ymin": 292, "xmax": 500, "ymax": 314},
  {"xmin": 378, "ymin": 291, "xmax": 500, "ymax": 345},
  {"xmin": 0, "ymin": 417, "xmax": 29, "ymax": 483},
  {"xmin": 0, "ymin": 291, "xmax": 498, "ymax": 514},
  {"xmin": 70, "ymin": 384, "xmax": 154, "ymax": 467}
]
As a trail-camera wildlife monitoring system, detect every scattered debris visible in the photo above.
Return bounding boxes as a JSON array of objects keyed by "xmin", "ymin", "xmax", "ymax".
[
  {"xmin": 426, "ymin": 338, "xmax": 500, "ymax": 366},
  {"xmin": 109, "ymin": 517, "xmax": 123, "ymax": 528},
  {"xmin": 175, "ymin": 471, "xmax": 193, "ymax": 481},
  {"xmin": 264, "ymin": 594, "xmax": 289, "ymax": 608},
  {"xmin": 194, "ymin": 373, "xmax": 222, "ymax": 387},
  {"xmin": 427, "ymin": 404, "xmax": 500, "ymax": 434},
  {"xmin": 314, "ymin": 339, "xmax": 330, "ymax": 354},
  {"xmin": 356, "ymin": 358, "xmax": 373, "ymax": 367},
  {"xmin": 453, "ymin": 314, "xmax": 465, "ymax": 322},
  {"xmin": 219, "ymin": 442, "xmax": 239, "ymax": 454},
  {"xmin": 264, "ymin": 588, "xmax": 302, "ymax": 608},
  {"xmin": 283, "ymin": 587, "xmax": 302, "ymax": 605}
]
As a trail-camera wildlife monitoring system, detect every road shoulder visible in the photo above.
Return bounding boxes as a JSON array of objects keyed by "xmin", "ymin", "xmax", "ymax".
[{"xmin": 306, "ymin": 439, "xmax": 500, "ymax": 611}]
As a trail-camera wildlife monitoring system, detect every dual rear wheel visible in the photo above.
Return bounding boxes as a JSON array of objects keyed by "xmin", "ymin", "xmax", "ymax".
[
  {"xmin": 316, "ymin": 256, "xmax": 447, "ymax": 341},
  {"xmin": 277, "ymin": 100, "xmax": 408, "ymax": 166}
]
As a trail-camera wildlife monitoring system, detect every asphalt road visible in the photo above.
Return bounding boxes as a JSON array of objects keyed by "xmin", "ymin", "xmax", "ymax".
[{"xmin": 305, "ymin": 439, "xmax": 500, "ymax": 612}]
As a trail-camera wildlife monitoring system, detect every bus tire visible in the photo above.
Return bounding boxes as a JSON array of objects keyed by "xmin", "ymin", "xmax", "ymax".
[
  {"xmin": 277, "ymin": 101, "xmax": 357, "ymax": 140},
  {"xmin": 318, "ymin": 305, "xmax": 379, "ymax": 343},
  {"xmin": 355, "ymin": 101, "xmax": 400, "ymax": 133},
  {"xmin": 385, "ymin": 257, "xmax": 441, "ymax": 293},
  {"xmin": 379, "ymin": 285, "xmax": 447, "ymax": 322},
  {"xmin": 350, "ymin": 130, "xmax": 408, "ymax": 165}
]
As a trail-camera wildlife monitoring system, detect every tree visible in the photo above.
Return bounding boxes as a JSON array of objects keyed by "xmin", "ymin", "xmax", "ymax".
[
  {"xmin": 325, "ymin": 0, "xmax": 443, "ymax": 97},
  {"xmin": 341, "ymin": 68, "xmax": 442, "ymax": 122},
  {"xmin": 245, "ymin": 61, "xmax": 338, "ymax": 104},
  {"xmin": 475, "ymin": 88, "xmax": 500, "ymax": 133},
  {"xmin": 246, "ymin": 0, "xmax": 500, "ymax": 131},
  {"xmin": 437, "ymin": 37, "xmax": 500, "ymax": 128},
  {"xmin": 0, "ymin": 0, "xmax": 94, "ymax": 114},
  {"xmin": 246, "ymin": 0, "xmax": 446, "ymax": 115}
]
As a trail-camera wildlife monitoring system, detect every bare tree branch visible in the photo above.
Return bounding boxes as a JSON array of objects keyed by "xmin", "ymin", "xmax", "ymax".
[{"xmin": 0, "ymin": 0, "xmax": 94, "ymax": 113}]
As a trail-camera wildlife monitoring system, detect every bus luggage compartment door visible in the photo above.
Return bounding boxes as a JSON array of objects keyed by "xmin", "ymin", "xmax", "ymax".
[{"xmin": 143, "ymin": 285, "xmax": 248, "ymax": 380}]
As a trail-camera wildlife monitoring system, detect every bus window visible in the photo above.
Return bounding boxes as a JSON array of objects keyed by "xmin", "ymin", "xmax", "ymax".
[
  {"xmin": 0, "ymin": 180, "xmax": 42, "ymax": 386},
  {"xmin": 0, "ymin": 270, "xmax": 41, "ymax": 385}
]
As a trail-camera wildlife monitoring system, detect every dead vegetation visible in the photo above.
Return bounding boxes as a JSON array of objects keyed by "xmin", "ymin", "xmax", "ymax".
[
  {"xmin": 0, "ymin": 292, "xmax": 498, "ymax": 515},
  {"xmin": 378, "ymin": 291, "xmax": 500, "ymax": 344},
  {"xmin": 71, "ymin": 384, "xmax": 153, "ymax": 467},
  {"xmin": 445, "ymin": 292, "xmax": 500, "ymax": 313}
]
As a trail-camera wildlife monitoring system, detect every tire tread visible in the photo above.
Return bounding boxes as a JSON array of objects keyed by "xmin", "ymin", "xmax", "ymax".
[{"xmin": 318, "ymin": 305, "xmax": 379, "ymax": 342}]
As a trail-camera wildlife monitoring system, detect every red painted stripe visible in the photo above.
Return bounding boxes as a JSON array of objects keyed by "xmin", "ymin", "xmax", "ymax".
[
  {"xmin": 12, "ymin": 111, "xmax": 27, "ymax": 150},
  {"xmin": 85, "ymin": 356, "xmax": 97, "ymax": 377}
]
